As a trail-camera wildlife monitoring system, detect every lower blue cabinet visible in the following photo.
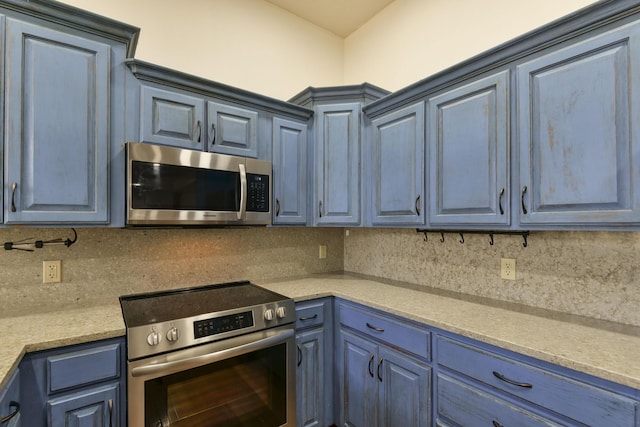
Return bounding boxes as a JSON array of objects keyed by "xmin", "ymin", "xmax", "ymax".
[
  {"xmin": 48, "ymin": 383, "xmax": 118, "ymax": 427},
  {"xmin": 0, "ymin": 369, "xmax": 20, "ymax": 427}
]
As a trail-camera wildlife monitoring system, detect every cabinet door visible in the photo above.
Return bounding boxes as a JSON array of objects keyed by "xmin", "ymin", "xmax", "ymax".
[
  {"xmin": 377, "ymin": 347, "xmax": 430, "ymax": 427},
  {"xmin": 48, "ymin": 383, "xmax": 118, "ymax": 427},
  {"xmin": 4, "ymin": 19, "xmax": 110, "ymax": 224},
  {"xmin": 428, "ymin": 71, "xmax": 509, "ymax": 226},
  {"xmin": 273, "ymin": 117, "xmax": 308, "ymax": 224},
  {"xmin": 0, "ymin": 369, "xmax": 20, "ymax": 427},
  {"xmin": 207, "ymin": 101, "xmax": 258, "ymax": 158},
  {"xmin": 315, "ymin": 103, "xmax": 360, "ymax": 225},
  {"xmin": 369, "ymin": 102, "xmax": 425, "ymax": 226},
  {"xmin": 338, "ymin": 330, "xmax": 377, "ymax": 427},
  {"xmin": 517, "ymin": 22, "xmax": 640, "ymax": 225},
  {"xmin": 296, "ymin": 329, "xmax": 324, "ymax": 427},
  {"xmin": 140, "ymin": 85, "xmax": 205, "ymax": 149}
]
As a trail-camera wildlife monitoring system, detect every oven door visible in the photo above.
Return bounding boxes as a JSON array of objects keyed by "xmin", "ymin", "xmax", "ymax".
[{"xmin": 128, "ymin": 325, "xmax": 295, "ymax": 427}]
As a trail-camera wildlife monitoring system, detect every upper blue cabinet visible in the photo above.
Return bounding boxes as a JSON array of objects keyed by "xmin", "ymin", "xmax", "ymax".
[
  {"xmin": 427, "ymin": 71, "xmax": 510, "ymax": 227},
  {"xmin": 517, "ymin": 21, "xmax": 640, "ymax": 227},
  {"xmin": 1, "ymin": 1, "xmax": 138, "ymax": 226}
]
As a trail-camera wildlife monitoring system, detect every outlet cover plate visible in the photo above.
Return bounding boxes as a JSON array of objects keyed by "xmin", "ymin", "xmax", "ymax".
[{"xmin": 501, "ymin": 258, "xmax": 516, "ymax": 281}]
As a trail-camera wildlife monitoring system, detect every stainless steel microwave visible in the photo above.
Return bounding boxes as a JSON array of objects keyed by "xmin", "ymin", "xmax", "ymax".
[{"xmin": 126, "ymin": 142, "xmax": 271, "ymax": 226}]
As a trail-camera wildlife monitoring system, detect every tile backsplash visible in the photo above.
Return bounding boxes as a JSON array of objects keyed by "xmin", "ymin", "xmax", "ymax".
[
  {"xmin": 344, "ymin": 228, "xmax": 640, "ymax": 327},
  {"xmin": 0, "ymin": 227, "xmax": 343, "ymax": 317}
]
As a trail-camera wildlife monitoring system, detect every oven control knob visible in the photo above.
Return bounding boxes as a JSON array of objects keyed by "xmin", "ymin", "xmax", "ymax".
[
  {"xmin": 166, "ymin": 327, "xmax": 179, "ymax": 342},
  {"xmin": 146, "ymin": 330, "xmax": 162, "ymax": 346},
  {"xmin": 264, "ymin": 308, "xmax": 275, "ymax": 321},
  {"xmin": 276, "ymin": 306, "xmax": 287, "ymax": 319}
]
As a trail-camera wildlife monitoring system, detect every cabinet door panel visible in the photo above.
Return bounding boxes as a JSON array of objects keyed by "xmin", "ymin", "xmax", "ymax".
[
  {"xmin": 370, "ymin": 102, "xmax": 425, "ymax": 226},
  {"xmin": 518, "ymin": 23, "xmax": 640, "ymax": 224},
  {"xmin": 316, "ymin": 103, "xmax": 360, "ymax": 225},
  {"xmin": 428, "ymin": 71, "xmax": 509, "ymax": 226},
  {"xmin": 296, "ymin": 329, "xmax": 324, "ymax": 427},
  {"xmin": 5, "ymin": 19, "xmax": 110, "ymax": 223},
  {"xmin": 140, "ymin": 86, "xmax": 205, "ymax": 149},
  {"xmin": 0, "ymin": 369, "xmax": 20, "ymax": 427},
  {"xmin": 273, "ymin": 117, "xmax": 307, "ymax": 224},
  {"xmin": 339, "ymin": 330, "xmax": 377, "ymax": 427},
  {"xmin": 378, "ymin": 348, "xmax": 430, "ymax": 427},
  {"xmin": 207, "ymin": 101, "xmax": 258, "ymax": 158},
  {"xmin": 48, "ymin": 383, "xmax": 118, "ymax": 427}
]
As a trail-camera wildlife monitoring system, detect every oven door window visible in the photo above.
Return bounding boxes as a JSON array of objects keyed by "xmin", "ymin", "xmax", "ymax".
[{"xmin": 144, "ymin": 343, "xmax": 287, "ymax": 427}]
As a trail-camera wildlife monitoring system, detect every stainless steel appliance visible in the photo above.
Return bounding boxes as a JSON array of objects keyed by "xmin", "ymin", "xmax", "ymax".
[
  {"xmin": 126, "ymin": 142, "xmax": 271, "ymax": 226},
  {"xmin": 120, "ymin": 281, "xmax": 296, "ymax": 427}
]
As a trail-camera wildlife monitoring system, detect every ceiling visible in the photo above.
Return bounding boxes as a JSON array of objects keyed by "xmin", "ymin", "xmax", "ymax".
[{"xmin": 264, "ymin": 0, "xmax": 396, "ymax": 37}]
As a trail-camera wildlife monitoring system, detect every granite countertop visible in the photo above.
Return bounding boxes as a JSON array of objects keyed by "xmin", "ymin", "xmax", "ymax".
[{"xmin": 1, "ymin": 273, "xmax": 639, "ymax": 392}]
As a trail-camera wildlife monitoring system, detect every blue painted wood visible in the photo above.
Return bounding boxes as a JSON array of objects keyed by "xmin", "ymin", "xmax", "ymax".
[
  {"xmin": 47, "ymin": 343, "xmax": 121, "ymax": 393},
  {"xmin": 369, "ymin": 101, "xmax": 425, "ymax": 226},
  {"xmin": 437, "ymin": 373, "xmax": 562, "ymax": 426},
  {"xmin": 207, "ymin": 101, "xmax": 258, "ymax": 158},
  {"xmin": 296, "ymin": 328, "xmax": 324, "ymax": 427},
  {"xmin": 428, "ymin": 71, "xmax": 509, "ymax": 226},
  {"xmin": 273, "ymin": 117, "xmax": 308, "ymax": 225},
  {"xmin": 517, "ymin": 21, "xmax": 640, "ymax": 225},
  {"xmin": 315, "ymin": 103, "xmax": 361, "ymax": 225},
  {"xmin": 140, "ymin": 85, "xmax": 205, "ymax": 150},
  {"xmin": 0, "ymin": 369, "xmax": 20, "ymax": 427},
  {"xmin": 4, "ymin": 18, "xmax": 110, "ymax": 224},
  {"xmin": 437, "ymin": 335, "xmax": 639, "ymax": 426},
  {"xmin": 48, "ymin": 383, "xmax": 118, "ymax": 427},
  {"xmin": 377, "ymin": 347, "xmax": 431, "ymax": 427}
]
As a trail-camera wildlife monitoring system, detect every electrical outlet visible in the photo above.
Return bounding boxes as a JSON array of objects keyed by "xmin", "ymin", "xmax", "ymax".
[
  {"xmin": 319, "ymin": 245, "xmax": 327, "ymax": 259},
  {"xmin": 501, "ymin": 258, "xmax": 516, "ymax": 281},
  {"xmin": 43, "ymin": 260, "xmax": 61, "ymax": 283}
]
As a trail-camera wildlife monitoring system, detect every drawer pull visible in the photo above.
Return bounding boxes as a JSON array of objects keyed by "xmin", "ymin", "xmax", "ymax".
[
  {"xmin": 297, "ymin": 345, "xmax": 302, "ymax": 367},
  {"xmin": 492, "ymin": 371, "xmax": 533, "ymax": 388},
  {"xmin": 10, "ymin": 183, "xmax": 17, "ymax": 212},
  {"xmin": 275, "ymin": 199, "xmax": 280, "ymax": 216},
  {"xmin": 498, "ymin": 187, "xmax": 505, "ymax": 215},
  {"xmin": 415, "ymin": 195, "xmax": 421, "ymax": 216},
  {"xmin": 366, "ymin": 322, "xmax": 385, "ymax": 332},
  {"xmin": 521, "ymin": 186, "xmax": 528, "ymax": 214},
  {"xmin": 1, "ymin": 401, "xmax": 20, "ymax": 424},
  {"xmin": 108, "ymin": 399, "xmax": 113, "ymax": 427},
  {"xmin": 299, "ymin": 314, "xmax": 318, "ymax": 321},
  {"xmin": 377, "ymin": 358, "xmax": 384, "ymax": 382},
  {"xmin": 368, "ymin": 354, "xmax": 375, "ymax": 377},
  {"xmin": 492, "ymin": 421, "xmax": 504, "ymax": 427}
]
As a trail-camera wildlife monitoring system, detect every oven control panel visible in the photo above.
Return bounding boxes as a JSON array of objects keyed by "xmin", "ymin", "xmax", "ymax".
[{"xmin": 193, "ymin": 310, "xmax": 254, "ymax": 339}]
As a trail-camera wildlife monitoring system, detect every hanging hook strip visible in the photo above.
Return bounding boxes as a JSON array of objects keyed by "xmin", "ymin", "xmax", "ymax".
[
  {"xmin": 416, "ymin": 229, "xmax": 529, "ymax": 248},
  {"xmin": 3, "ymin": 228, "xmax": 77, "ymax": 252}
]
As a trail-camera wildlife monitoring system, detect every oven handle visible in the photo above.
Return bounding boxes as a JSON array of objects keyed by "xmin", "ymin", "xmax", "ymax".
[{"xmin": 131, "ymin": 328, "xmax": 293, "ymax": 378}]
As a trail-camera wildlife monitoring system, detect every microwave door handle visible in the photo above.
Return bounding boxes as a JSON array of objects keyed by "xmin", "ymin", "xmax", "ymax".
[{"xmin": 238, "ymin": 163, "xmax": 247, "ymax": 220}]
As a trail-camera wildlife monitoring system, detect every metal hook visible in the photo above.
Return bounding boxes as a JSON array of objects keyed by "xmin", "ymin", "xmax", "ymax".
[
  {"xmin": 422, "ymin": 231, "xmax": 428, "ymax": 242},
  {"xmin": 522, "ymin": 233, "xmax": 528, "ymax": 248},
  {"xmin": 459, "ymin": 233, "xmax": 464, "ymax": 244},
  {"xmin": 440, "ymin": 232, "xmax": 445, "ymax": 243},
  {"xmin": 489, "ymin": 233, "xmax": 494, "ymax": 246}
]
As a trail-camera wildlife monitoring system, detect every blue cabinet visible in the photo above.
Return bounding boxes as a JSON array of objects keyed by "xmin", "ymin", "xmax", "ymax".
[
  {"xmin": 517, "ymin": 21, "xmax": 640, "ymax": 226},
  {"xmin": 295, "ymin": 299, "xmax": 333, "ymax": 427},
  {"xmin": 207, "ymin": 101, "xmax": 259, "ymax": 158},
  {"xmin": 427, "ymin": 70, "xmax": 510, "ymax": 227},
  {"xmin": 336, "ymin": 301, "xmax": 431, "ymax": 427},
  {"xmin": 19, "ymin": 337, "xmax": 125, "ymax": 427},
  {"xmin": 273, "ymin": 117, "xmax": 308, "ymax": 224},
  {"xmin": 315, "ymin": 102, "xmax": 362, "ymax": 225},
  {"xmin": 4, "ymin": 18, "xmax": 111, "ymax": 224},
  {"xmin": 0, "ymin": 369, "xmax": 20, "ymax": 427},
  {"xmin": 368, "ymin": 101, "xmax": 426, "ymax": 226}
]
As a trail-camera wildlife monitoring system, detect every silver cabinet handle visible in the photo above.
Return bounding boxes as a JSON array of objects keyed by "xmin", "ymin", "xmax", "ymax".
[
  {"xmin": 415, "ymin": 195, "xmax": 421, "ymax": 216},
  {"xmin": 499, "ymin": 187, "xmax": 505, "ymax": 215},
  {"xmin": 299, "ymin": 314, "xmax": 317, "ymax": 321},
  {"xmin": 318, "ymin": 200, "xmax": 323, "ymax": 218},
  {"xmin": 492, "ymin": 370, "xmax": 533, "ymax": 388},
  {"xmin": 195, "ymin": 120, "xmax": 202, "ymax": 143},
  {"xmin": 210, "ymin": 123, "xmax": 216, "ymax": 145},
  {"xmin": 275, "ymin": 198, "xmax": 280, "ymax": 216},
  {"xmin": 108, "ymin": 399, "xmax": 113, "ymax": 427},
  {"xmin": 10, "ymin": 183, "xmax": 17, "ymax": 212},
  {"xmin": 366, "ymin": 322, "xmax": 384, "ymax": 332},
  {"xmin": 0, "ymin": 401, "xmax": 19, "ymax": 424},
  {"xmin": 521, "ymin": 186, "xmax": 528, "ymax": 215},
  {"xmin": 297, "ymin": 345, "xmax": 302, "ymax": 367},
  {"xmin": 492, "ymin": 421, "xmax": 504, "ymax": 427},
  {"xmin": 368, "ymin": 354, "xmax": 374, "ymax": 377},
  {"xmin": 377, "ymin": 357, "xmax": 384, "ymax": 382}
]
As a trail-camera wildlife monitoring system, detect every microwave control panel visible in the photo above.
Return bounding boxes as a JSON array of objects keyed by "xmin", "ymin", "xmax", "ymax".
[
  {"xmin": 194, "ymin": 310, "xmax": 254, "ymax": 339},
  {"xmin": 246, "ymin": 174, "xmax": 269, "ymax": 212}
]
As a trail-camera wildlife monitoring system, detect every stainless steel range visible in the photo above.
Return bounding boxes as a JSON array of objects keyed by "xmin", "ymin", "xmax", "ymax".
[{"xmin": 120, "ymin": 281, "xmax": 296, "ymax": 427}]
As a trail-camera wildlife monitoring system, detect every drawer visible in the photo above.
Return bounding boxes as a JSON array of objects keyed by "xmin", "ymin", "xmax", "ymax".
[
  {"xmin": 295, "ymin": 299, "xmax": 326, "ymax": 330},
  {"xmin": 48, "ymin": 343, "xmax": 121, "ymax": 393},
  {"xmin": 437, "ymin": 336, "xmax": 638, "ymax": 426},
  {"xmin": 437, "ymin": 374, "xmax": 563, "ymax": 427},
  {"xmin": 338, "ymin": 302, "xmax": 430, "ymax": 360}
]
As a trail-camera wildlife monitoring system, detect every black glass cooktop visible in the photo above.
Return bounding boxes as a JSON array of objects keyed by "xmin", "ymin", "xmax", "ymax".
[{"xmin": 119, "ymin": 281, "xmax": 288, "ymax": 327}]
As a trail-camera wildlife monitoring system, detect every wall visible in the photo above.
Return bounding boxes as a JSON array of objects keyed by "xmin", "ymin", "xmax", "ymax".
[
  {"xmin": 345, "ymin": 0, "xmax": 597, "ymax": 91},
  {"xmin": 0, "ymin": 227, "xmax": 343, "ymax": 317},
  {"xmin": 57, "ymin": 0, "xmax": 344, "ymax": 100}
]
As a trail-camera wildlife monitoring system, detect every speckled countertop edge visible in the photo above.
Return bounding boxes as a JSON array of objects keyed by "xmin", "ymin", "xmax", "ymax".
[{"xmin": 1, "ymin": 274, "xmax": 639, "ymax": 392}]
